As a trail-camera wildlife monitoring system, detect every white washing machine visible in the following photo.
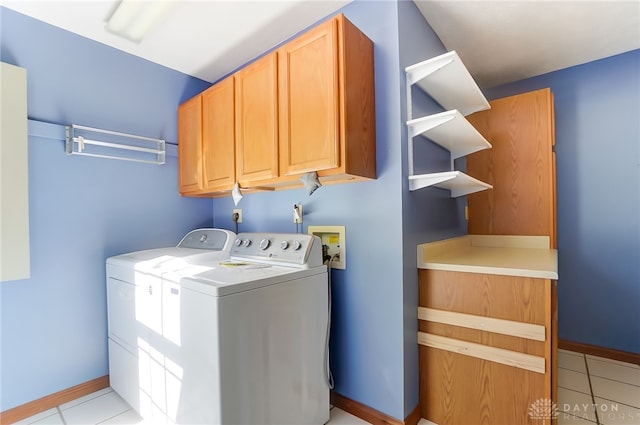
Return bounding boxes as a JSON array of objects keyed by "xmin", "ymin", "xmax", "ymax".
[
  {"xmin": 106, "ymin": 228, "xmax": 235, "ymax": 422},
  {"xmin": 108, "ymin": 231, "xmax": 330, "ymax": 425}
]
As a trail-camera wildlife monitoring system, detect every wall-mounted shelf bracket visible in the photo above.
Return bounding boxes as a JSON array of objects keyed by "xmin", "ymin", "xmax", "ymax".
[
  {"xmin": 405, "ymin": 50, "xmax": 490, "ymax": 116},
  {"xmin": 405, "ymin": 50, "xmax": 492, "ymax": 198},
  {"xmin": 409, "ymin": 171, "xmax": 492, "ymax": 197},
  {"xmin": 407, "ymin": 109, "xmax": 491, "ymax": 160}
]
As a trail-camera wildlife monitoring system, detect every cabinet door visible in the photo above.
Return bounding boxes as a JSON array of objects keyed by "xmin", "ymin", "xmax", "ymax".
[
  {"xmin": 202, "ymin": 76, "xmax": 235, "ymax": 191},
  {"xmin": 278, "ymin": 18, "xmax": 339, "ymax": 176},
  {"xmin": 467, "ymin": 88, "xmax": 557, "ymax": 247},
  {"xmin": 178, "ymin": 95, "xmax": 202, "ymax": 194},
  {"xmin": 235, "ymin": 53, "xmax": 279, "ymax": 185}
]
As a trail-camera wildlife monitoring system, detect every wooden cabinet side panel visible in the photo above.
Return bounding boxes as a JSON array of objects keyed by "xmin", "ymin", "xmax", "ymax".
[
  {"xmin": 550, "ymin": 92, "xmax": 558, "ymax": 249},
  {"xmin": 467, "ymin": 88, "xmax": 556, "ymax": 241},
  {"xmin": 551, "ymin": 280, "xmax": 558, "ymax": 405},
  {"xmin": 278, "ymin": 18, "xmax": 339, "ymax": 176},
  {"xmin": 420, "ymin": 346, "xmax": 545, "ymax": 425},
  {"xmin": 419, "ymin": 269, "xmax": 547, "ymax": 325},
  {"xmin": 235, "ymin": 53, "xmax": 279, "ymax": 185},
  {"xmin": 178, "ymin": 95, "xmax": 203, "ymax": 194},
  {"xmin": 202, "ymin": 77, "xmax": 235, "ymax": 191},
  {"xmin": 336, "ymin": 14, "xmax": 376, "ymax": 179}
]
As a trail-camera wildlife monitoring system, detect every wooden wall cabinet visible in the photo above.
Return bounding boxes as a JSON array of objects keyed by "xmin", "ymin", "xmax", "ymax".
[
  {"xmin": 202, "ymin": 75, "xmax": 236, "ymax": 192},
  {"xmin": 235, "ymin": 53, "xmax": 279, "ymax": 187},
  {"xmin": 178, "ymin": 94, "xmax": 203, "ymax": 194},
  {"xmin": 467, "ymin": 88, "xmax": 557, "ymax": 247},
  {"xmin": 178, "ymin": 13, "xmax": 376, "ymax": 197},
  {"xmin": 278, "ymin": 14, "xmax": 376, "ymax": 185},
  {"xmin": 179, "ymin": 76, "xmax": 236, "ymax": 195}
]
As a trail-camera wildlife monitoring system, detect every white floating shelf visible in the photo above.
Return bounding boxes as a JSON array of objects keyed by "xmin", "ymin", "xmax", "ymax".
[
  {"xmin": 408, "ymin": 171, "xmax": 492, "ymax": 197},
  {"xmin": 407, "ymin": 109, "xmax": 492, "ymax": 159},
  {"xmin": 405, "ymin": 51, "xmax": 489, "ymax": 116}
]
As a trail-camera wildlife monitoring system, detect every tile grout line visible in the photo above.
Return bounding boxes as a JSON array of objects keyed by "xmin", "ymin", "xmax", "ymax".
[
  {"xmin": 95, "ymin": 409, "xmax": 126, "ymax": 425},
  {"xmin": 56, "ymin": 406, "xmax": 68, "ymax": 425},
  {"xmin": 583, "ymin": 354, "xmax": 602, "ymax": 425}
]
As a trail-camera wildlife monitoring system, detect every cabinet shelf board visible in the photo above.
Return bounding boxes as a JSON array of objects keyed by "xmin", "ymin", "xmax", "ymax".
[
  {"xmin": 405, "ymin": 51, "xmax": 489, "ymax": 116},
  {"xmin": 408, "ymin": 171, "xmax": 492, "ymax": 197},
  {"xmin": 407, "ymin": 109, "xmax": 492, "ymax": 159}
]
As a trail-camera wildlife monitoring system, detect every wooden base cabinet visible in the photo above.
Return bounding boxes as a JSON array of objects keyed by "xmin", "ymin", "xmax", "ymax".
[{"xmin": 418, "ymin": 269, "xmax": 557, "ymax": 425}]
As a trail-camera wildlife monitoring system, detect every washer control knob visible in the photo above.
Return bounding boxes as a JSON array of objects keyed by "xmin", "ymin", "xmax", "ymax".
[
  {"xmin": 243, "ymin": 239, "xmax": 252, "ymax": 247},
  {"xmin": 259, "ymin": 238, "xmax": 270, "ymax": 250},
  {"xmin": 292, "ymin": 240, "xmax": 302, "ymax": 250},
  {"xmin": 234, "ymin": 238, "xmax": 243, "ymax": 247},
  {"xmin": 280, "ymin": 240, "xmax": 289, "ymax": 250}
]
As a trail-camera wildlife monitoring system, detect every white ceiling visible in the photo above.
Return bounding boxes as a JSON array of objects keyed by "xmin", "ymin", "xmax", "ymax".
[
  {"xmin": 2, "ymin": 0, "xmax": 639, "ymax": 88},
  {"xmin": 414, "ymin": 0, "xmax": 640, "ymax": 87}
]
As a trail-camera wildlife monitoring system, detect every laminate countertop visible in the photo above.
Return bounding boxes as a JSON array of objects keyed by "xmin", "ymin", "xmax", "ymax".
[{"xmin": 417, "ymin": 235, "xmax": 558, "ymax": 279}]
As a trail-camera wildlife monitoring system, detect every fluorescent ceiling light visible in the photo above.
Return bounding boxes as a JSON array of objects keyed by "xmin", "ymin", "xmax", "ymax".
[{"xmin": 106, "ymin": 0, "xmax": 176, "ymax": 43}]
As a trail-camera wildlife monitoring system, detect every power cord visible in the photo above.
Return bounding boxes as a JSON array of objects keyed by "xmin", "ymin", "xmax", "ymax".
[
  {"xmin": 323, "ymin": 254, "xmax": 338, "ymax": 390},
  {"xmin": 232, "ymin": 212, "xmax": 239, "ymax": 234}
]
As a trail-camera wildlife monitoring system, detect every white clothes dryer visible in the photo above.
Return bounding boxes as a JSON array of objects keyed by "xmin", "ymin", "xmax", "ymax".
[{"xmin": 105, "ymin": 228, "xmax": 235, "ymax": 421}]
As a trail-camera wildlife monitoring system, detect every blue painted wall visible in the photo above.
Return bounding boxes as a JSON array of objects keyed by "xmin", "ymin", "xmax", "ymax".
[
  {"xmin": 0, "ymin": 7, "xmax": 214, "ymax": 411},
  {"xmin": 213, "ymin": 1, "xmax": 408, "ymax": 418},
  {"xmin": 484, "ymin": 50, "xmax": 640, "ymax": 354},
  {"xmin": 397, "ymin": 0, "xmax": 469, "ymax": 417},
  {"xmin": 210, "ymin": 0, "xmax": 459, "ymax": 419}
]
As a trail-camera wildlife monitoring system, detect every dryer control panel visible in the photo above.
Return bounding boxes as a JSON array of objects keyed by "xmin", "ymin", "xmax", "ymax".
[
  {"xmin": 231, "ymin": 233, "xmax": 323, "ymax": 268},
  {"xmin": 178, "ymin": 228, "xmax": 235, "ymax": 251}
]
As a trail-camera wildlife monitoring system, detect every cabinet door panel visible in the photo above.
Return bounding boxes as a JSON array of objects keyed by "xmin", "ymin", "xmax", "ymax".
[
  {"xmin": 467, "ymin": 88, "xmax": 556, "ymax": 246},
  {"xmin": 235, "ymin": 53, "xmax": 279, "ymax": 184},
  {"xmin": 178, "ymin": 95, "xmax": 202, "ymax": 194},
  {"xmin": 279, "ymin": 18, "xmax": 339, "ymax": 175},
  {"xmin": 202, "ymin": 77, "xmax": 235, "ymax": 191}
]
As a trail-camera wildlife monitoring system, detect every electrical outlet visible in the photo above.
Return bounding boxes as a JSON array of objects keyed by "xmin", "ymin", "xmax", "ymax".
[
  {"xmin": 308, "ymin": 225, "xmax": 346, "ymax": 270},
  {"xmin": 293, "ymin": 203, "xmax": 303, "ymax": 224},
  {"xmin": 233, "ymin": 209, "xmax": 242, "ymax": 223}
]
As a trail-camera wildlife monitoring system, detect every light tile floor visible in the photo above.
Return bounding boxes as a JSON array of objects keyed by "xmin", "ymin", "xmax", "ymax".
[
  {"xmin": 557, "ymin": 349, "xmax": 640, "ymax": 425},
  {"xmin": 15, "ymin": 350, "xmax": 640, "ymax": 425}
]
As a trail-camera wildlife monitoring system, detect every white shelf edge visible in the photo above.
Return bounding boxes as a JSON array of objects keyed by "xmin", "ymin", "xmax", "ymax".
[
  {"xmin": 407, "ymin": 110, "xmax": 492, "ymax": 159},
  {"xmin": 408, "ymin": 171, "xmax": 492, "ymax": 197},
  {"xmin": 405, "ymin": 51, "xmax": 490, "ymax": 116}
]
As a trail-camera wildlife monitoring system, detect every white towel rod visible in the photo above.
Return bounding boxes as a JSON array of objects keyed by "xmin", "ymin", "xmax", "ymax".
[{"xmin": 65, "ymin": 124, "xmax": 165, "ymax": 165}]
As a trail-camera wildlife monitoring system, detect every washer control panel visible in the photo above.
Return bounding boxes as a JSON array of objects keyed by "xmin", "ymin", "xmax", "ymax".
[{"xmin": 231, "ymin": 233, "xmax": 322, "ymax": 267}]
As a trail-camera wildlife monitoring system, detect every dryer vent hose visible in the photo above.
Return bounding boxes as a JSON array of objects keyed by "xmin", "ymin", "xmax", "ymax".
[{"xmin": 324, "ymin": 255, "xmax": 337, "ymax": 390}]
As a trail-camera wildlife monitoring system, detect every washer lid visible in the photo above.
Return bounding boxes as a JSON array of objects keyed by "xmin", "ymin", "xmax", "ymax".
[{"xmin": 175, "ymin": 263, "xmax": 327, "ymax": 297}]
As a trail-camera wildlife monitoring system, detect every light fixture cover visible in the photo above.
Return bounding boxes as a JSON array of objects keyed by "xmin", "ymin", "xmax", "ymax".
[{"xmin": 106, "ymin": 0, "xmax": 176, "ymax": 43}]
